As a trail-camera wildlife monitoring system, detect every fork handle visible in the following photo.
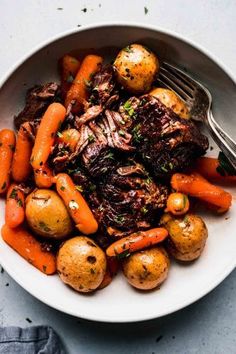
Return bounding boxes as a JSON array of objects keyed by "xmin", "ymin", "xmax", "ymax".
[
  {"xmin": 209, "ymin": 111, "xmax": 236, "ymax": 151},
  {"xmin": 208, "ymin": 111, "xmax": 236, "ymax": 170}
]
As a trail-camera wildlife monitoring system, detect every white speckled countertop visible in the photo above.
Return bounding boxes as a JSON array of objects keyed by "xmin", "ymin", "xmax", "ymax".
[{"xmin": 0, "ymin": 1, "xmax": 236, "ymax": 353}]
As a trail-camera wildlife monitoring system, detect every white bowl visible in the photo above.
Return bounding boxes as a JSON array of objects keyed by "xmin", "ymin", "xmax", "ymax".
[{"xmin": 0, "ymin": 23, "xmax": 235, "ymax": 323}]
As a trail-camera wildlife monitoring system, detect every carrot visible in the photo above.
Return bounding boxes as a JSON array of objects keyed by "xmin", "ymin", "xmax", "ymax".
[
  {"xmin": 34, "ymin": 164, "xmax": 53, "ymax": 188},
  {"xmin": 59, "ymin": 55, "xmax": 80, "ymax": 99},
  {"xmin": 194, "ymin": 157, "xmax": 236, "ymax": 183},
  {"xmin": 106, "ymin": 228, "xmax": 168, "ymax": 257},
  {"xmin": 0, "ymin": 129, "xmax": 16, "ymax": 194},
  {"xmin": 65, "ymin": 54, "xmax": 103, "ymax": 113},
  {"xmin": 55, "ymin": 173, "xmax": 98, "ymax": 234},
  {"xmin": 98, "ymin": 257, "xmax": 119, "ymax": 290},
  {"xmin": 5, "ymin": 184, "xmax": 25, "ymax": 228},
  {"xmin": 171, "ymin": 172, "xmax": 232, "ymax": 211},
  {"xmin": 98, "ymin": 271, "xmax": 113, "ymax": 289},
  {"xmin": 31, "ymin": 103, "xmax": 66, "ymax": 170},
  {"xmin": 1, "ymin": 224, "xmax": 56, "ymax": 275},
  {"xmin": 12, "ymin": 123, "xmax": 33, "ymax": 182},
  {"xmin": 57, "ymin": 129, "xmax": 80, "ymax": 151}
]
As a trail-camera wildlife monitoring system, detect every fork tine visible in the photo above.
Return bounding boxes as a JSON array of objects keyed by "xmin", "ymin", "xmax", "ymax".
[
  {"xmin": 156, "ymin": 77, "xmax": 187, "ymax": 100},
  {"xmin": 162, "ymin": 62, "xmax": 199, "ymax": 90},
  {"xmin": 158, "ymin": 71, "xmax": 192, "ymax": 101},
  {"xmin": 160, "ymin": 67, "xmax": 194, "ymax": 97}
]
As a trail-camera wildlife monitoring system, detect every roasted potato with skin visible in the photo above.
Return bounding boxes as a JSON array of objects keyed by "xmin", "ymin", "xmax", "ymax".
[
  {"xmin": 114, "ymin": 44, "xmax": 159, "ymax": 94},
  {"xmin": 57, "ymin": 236, "xmax": 107, "ymax": 293},
  {"xmin": 122, "ymin": 247, "xmax": 170, "ymax": 290},
  {"xmin": 25, "ymin": 189, "xmax": 73, "ymax": 239},
  {"xmin": 160, "ymin": 213, "xmax": 208, "ymax": 261},
  {"xmin": 149, "ymin": 88, "xmax": 190, "ymax": 119}
]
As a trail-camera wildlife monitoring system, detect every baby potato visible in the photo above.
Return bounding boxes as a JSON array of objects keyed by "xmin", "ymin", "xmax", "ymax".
[
  {"xmin": 122, "ymin": 247, "xmax": 170, "ymax": 290},
  {"xmin": 57, "ymin": 236, "xmax": 107, "ymax": 293},
  {"xmin": 113, "ymin": 44, "xmax": 159, "ymax": 94},
  {"xmin": 25, "ymin": 189, "xmax": 73, "ymax": 239},
  {"xmin": 160, "ymin": 213, "xmax": 208, "ymax": 261},
  {"xmin": 149, "ymin": 88, "xmax": 190, "ymax": 119}
]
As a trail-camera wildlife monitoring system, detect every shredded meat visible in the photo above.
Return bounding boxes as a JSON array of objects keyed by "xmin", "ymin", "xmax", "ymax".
[
  {"xmin": 14, "ymin": 82, "xmax": 60, "ymax": 129},
  {"xmin": 89, "ymin": 65, "xmax": 117, "ymax": 105}
]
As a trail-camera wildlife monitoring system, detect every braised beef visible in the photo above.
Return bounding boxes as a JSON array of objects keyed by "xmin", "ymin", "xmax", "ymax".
[
  {"xmin": 14, "ymin": 82, "xmax": 60, "ymax": 129},
  {"xmin": 89, "ymin": 65, "xmax": 117, "ymax": 106},
  {"xmin": 94, "ymin": 160, "xmax": 168, "ymax": 237},
  {"xmin": 128, "ymin": 95, "xmax": 208, "ymax": 178}
]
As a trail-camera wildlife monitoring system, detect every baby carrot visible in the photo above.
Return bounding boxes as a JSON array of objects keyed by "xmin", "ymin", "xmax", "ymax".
[
  {"xmin": 57, "ymin": 128, "xmax": 80, "ymax": 151},
  {"xmin": 55, "ymin": 173, "xmax": 98, "ymax": 234},
  {"xmin": 34, "ymin": 163, "xmax": 54, "ymax": 188},
  {"xmin": 0, "ymin": 129, "xmax": 16, "ymax": 194},
  {"xmin": 12, "ymin": 123, "xmax": 33, "ymax": 182},
  {"xmin": 1, "ymin": 224, "xmax": 56, "ymax": 275},
  {"xmin": 98, "ymin": 257, "xmax": 119, "ymax": 289},
  {"xmin": 194, "ymin": 157, "xmax": 236, "ymax": 183},
  {"xmin": 65, "ymin": 54, "xmax": 103, "ymax": 113},
  {"xmin": 5, "ymin": 184, "xmax": 25, "ymax": 228},
  {"xmin": 106, "ymin": 228, "xmax": 168, "ymax": 257},
  {"xmin": 59, "ymin": 54, "xmax": 80, "ymax": 98},
  {"xmin": 171, "ymin": 172, "xmax": 232, "ymax": 211},
  {"xmin": 31, "ymin": 103, "xmax": 66, "ymax": 170}
]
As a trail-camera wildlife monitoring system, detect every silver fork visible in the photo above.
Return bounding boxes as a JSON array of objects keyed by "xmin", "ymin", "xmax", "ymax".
[{"xmin": 158, "ymin": 62, "xmax": 236, "ymax": 170}]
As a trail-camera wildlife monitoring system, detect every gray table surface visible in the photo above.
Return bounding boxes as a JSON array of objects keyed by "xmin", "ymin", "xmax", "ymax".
[{"xmin": 1, "ymin": 1, "xmax": 236, "ymax": 353}]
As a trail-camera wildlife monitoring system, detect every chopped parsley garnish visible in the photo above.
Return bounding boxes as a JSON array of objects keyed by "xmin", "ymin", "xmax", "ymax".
[
  {"xmin": 88, "ymin": 134, "xmax": 95, "ymax": 143},
  {"xmin": 17, "ymin": 199, "xmax": 23, "ymax": 207},
  {"xmin": 217, "ymin": 151, "xmax": 236, "ymax": 176},
  {"xmin": 57, "ymin": 131, "xmax": 63, "ymax": 138},
  {"xmin": 115, "ymin": 215, "xmax": 125, "ymax": 224},
  {"xmin": 118, "ymin": 130, "xmax": 126, "ymax": 137},
  {"xmin": 141, "ymin": 206, "xmax": 148, "ymax": 214},
  {"xmin": 123, "ymin": 100, "xmax": 135, "ymax": 117},
  {"xmin": 75, "ymin": 185, "xmax": 83, "ymax": 192},
  {"xmin": 123, "ymin": 45, "xmax": 133, "ymax": 53},
  {"xmin": 161, "ymin": 166, "xmax": 168, "ymax": 173},
  {"xmin": 9, "ymin": 188, "xmax": 17, "ymax": 199},
  {"xmin": 145, "ymin": 176, "xmax": 153, "ymax": 185},
  {"xmin": 132, "ymin": 124, "xmax": 142, "ymax": 143},
  {"xmin": 144, "ymin": 6, "xmax": 148, "ymax": 15},
  {"xmin": 116, "ymin": 249, "xmax": 130, "ymax": 260},
  {"xmin": 98, "ymin": 204, "xmax": 104, "ymax": 212},
  {"xmin": 105, "ymin": 151, "xmax": 115, "ymax": 160},
  {"xmin": 60, "ymin": 186, "xmax": 65, "ymax": 191}
]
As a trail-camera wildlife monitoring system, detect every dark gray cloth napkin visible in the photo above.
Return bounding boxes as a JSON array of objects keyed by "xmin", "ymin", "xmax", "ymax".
[{"xmin": 0, "ymin": 326, "xmax": 65, "ymax": 354}]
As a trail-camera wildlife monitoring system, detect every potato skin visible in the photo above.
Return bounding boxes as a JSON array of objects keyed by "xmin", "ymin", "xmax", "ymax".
[
  {"xmin": 122, "ymin": 247, "xmax": 170, "ymax": 290},
  {"xmin": 160, "ymin": 213, "xmax": 208, "ymax": 261},
  {"xmin": 149, "ymin": 88, "xmax": 190, "ymax": 119},
  {"xmin": 57, "ymin": 236, "xmax": 107, "ymax": 293},
  {"xmin": 25, "ymin": 189, "xmax": 73, "ymax": 239},
  {"xmin": 114, "ymin": 44, "xmax": 159, "ymax": 94}
]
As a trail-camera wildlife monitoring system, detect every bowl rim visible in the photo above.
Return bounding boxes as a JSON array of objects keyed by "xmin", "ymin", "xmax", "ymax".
[
  {"xmin": 0, "ymin": 22, "xmax": 235, "ymax": 323},
  {"xmin": 1, "ymin": 21, "xmax": 236, "ymax": 89}
]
